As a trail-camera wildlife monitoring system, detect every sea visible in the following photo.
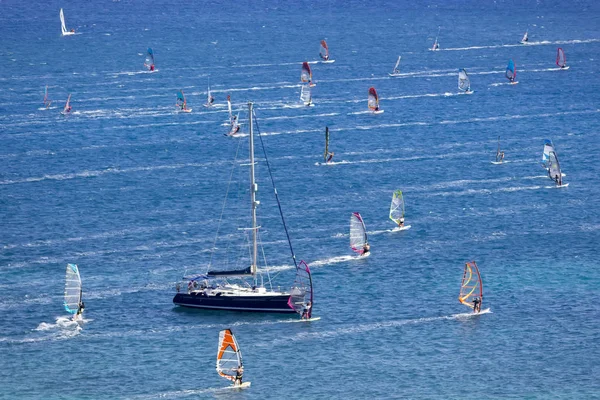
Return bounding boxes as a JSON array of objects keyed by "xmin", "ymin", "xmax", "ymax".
[{"xmin": 1, "ymin": 0, "xmax": 599, "ymax": 398}]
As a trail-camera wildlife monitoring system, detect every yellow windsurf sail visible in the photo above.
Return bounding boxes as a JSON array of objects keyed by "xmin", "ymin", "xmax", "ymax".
[{"xmin": 459, "ymin": 261, "xmax": 483, "ymax": 310}]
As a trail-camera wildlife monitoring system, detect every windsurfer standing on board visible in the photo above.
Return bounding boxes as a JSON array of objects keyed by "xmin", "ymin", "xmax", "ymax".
[
  {"xmin": 472, "ymin": 297, "xmax": 481, "ymax": 313},
  {"xmin": 233, "ymin": 367, "xmax": 244, "ymax": 387},
  {"xmin": 74, "ymin": 299, "xmax": 85, "ymax": 321},
  {"xmin": 362, "ymin": 243, "xmax": 370, "ymax": 256},
  {"xmin": 398, "ymin": 217, "xmax": 405, "ymax": 228},
  {"xmin": 301, "ymin": 301, "xmax": 312, "ymax": 320},
  {"xmin": 326, "ymin": 151, "xmax": 334, "ymax": 163}
]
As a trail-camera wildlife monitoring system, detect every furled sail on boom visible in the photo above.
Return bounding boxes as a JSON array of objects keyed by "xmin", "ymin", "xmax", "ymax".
[
  {"xmin": 459, "ymin": 261, "xmax": 483, "ymax": 310},
  {"xmin": 64, "ymin": 263, "xmax": 82, "ymax": 314}
]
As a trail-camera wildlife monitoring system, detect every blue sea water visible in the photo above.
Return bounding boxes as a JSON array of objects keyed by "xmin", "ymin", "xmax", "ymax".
[{"xmin": 1, "ymin": 0, "xmax": 600, "ymax": 398}]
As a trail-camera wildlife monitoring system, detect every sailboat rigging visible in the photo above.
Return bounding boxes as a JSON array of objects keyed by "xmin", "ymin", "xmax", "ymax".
[
  {"xmin": 173, "ymin": 102, "xmax": 313, "ymax": 313},
  {"xmin": 389, "ymin": 56, "xmax": 402, "ymax": 77},
  {"xmin": 60, "ymin": 8, "xmax": 75, "ymax": 36},
  {"xmin": 216, "ymin": 329, "xmax": 250, "ymax": 389}
]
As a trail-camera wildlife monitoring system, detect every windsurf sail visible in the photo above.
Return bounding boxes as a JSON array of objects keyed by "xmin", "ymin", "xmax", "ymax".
[
  {"xmin": 64, "ymin": 263, "xmax": 82, "ymax": 314},
  {"xmin": 227, "ymin": 95, "xmax": 233, "ymax": 122},
  {"xmin": 62, "ymin": 94, "xmax": 71, "ymax": 114},
  {"xmin": 216, "ymin": 329, "xmax": 244, "ymax": 383},
  {"xmin": 542, "ymin": 139, "xmax": 554, "ymax": 168},
  {"xmin": 368, "ymin": 87, "xmax": 379, "ymax": 111},
  {"xmin": 300, "ymin": 84, "xmax": 312, "ymax": 105},
  {"xmin": 548, "ymin": 150, "xmax": 563, "ymax": 185},
  {"xmin": 145, "ymin": 48, "xmax": 154, "ymax": 70},
  {"xmin": 392, "ymin": 56, "xmax": 401, "ymax": 74},
  {"xmin": 458, "ymin": 68, "xmax": 471, "ymax": 92},
  {"xmin": 287, "ymin": 261, "xmax": 314, "ymax": 319},
  {"xmin": 389, "ymin": 190, "xmax": 405, "ymax": 225},
  {"xmin": 521, "ymin": 31, "xmax": 528, "ymax": 43},
  {"xmin": 459, "ymin": 261, "xmax": 483, "ymax": 310},
  {"xmin": 505, "ymin": 59, "xmax": 516, "ymax": 82},
  {"xmin": 177, "ymin": 90, "xmax": 186, "ymax": 110},
  {"xmin": 43, "ymin": 85, "xmax": 51, "ymax": 107},
  {"xmin": 301, "ymin": 62, "xmax": 312, "ymax": 84},
  {"xmin": 495, "ymin": 136, "xmax": 503, "ymax": 162},
  {"xmin": 556, "ymin": 48, "xmax": 567, "ymax": 68},
  {"xmin": 319, "ymin": 40, "xmax": 330, "ymax": 61},
  {"xmin": 324, "ymin": 127, "xmax": 329, "ymax": 162},
  {"xmin": 350, "ymin": 212, "xmax": 368, "ymax": 255},
  {"xmin": 432, "ymin": 27, "xmax": 440, "ymax": 50},
  {"xmin": 206, "ymin": 78, "xmax": 214, "ymax": 106}
]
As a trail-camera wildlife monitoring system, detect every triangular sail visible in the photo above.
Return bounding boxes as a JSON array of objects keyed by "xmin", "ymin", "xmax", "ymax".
[
  {"xmin": 505, "ymin": 59, "xmax": 516, "ymax": 81},
  {"xmin": 145, "ymin": 48, "xmax": 154, "ymax": 70},
  {"xmin": 324, "ymin": 127, "xmax": 329, "ymax": 162},
  {"xmin": 458, "ymin": 68, "xmax": 470, "ymax": 92},
  {"xmin": 496, "ymin": 136, "xmax": 502, "ymax": 162},
  {"xmin": 548, "ymin": 150, "xmax": 563, "ymax": 184},
  {"xmin": 556, "ymin": 48, "xmax": 567, "ymax": 68},
  {"xmin": 60, "ymin": 8, "xmax": 68, "ymax": 35},
  {"xmin": 459, "ymin": 261, "xmax": 482, "ymax": 310},
  {"xmin": 216, "ymin": 329, "xmax": 243, "ymax": 383},
  {"xmin": 319, "ymin": 40, "xmax": 329, "ymax": 61},
  {"xmin": 64, "ymin": 263, "xmax": 82, "ymax": 314},
  {"xmin": 389, "ymin": 190, "xmax": 405, "ymax": 225},
  {"xmin": 393, "ymin": 56, "xmax": 401, "ymax": 74},
  {"xmin": 300, "ymin": 84, "xmax": 311, "ymax": 105},
  {"xmin": 177, "ymin": 90, "xmax": 186, "ymax": 109},
  {"xmin": 542, "ymin": 139, "xmax": 554, "ymax": 167},
  {"xmin": 206, "ymin": 79, "xmax": 214, "ymax": 106},
  {"xmin": 521, "ymin": 31, "xmax": 528, "ymax": 42},
  {"xmin": 63, "ymin": 94, "xmax": 71, "ymax": 114},
  {"xmin": 368, "ymin": 87, "xmax": 379, "ymax": 111},
  {"xmin": 301, "ymin": 62, "xmax": 312, "ymax": 83},
  {"xmin": 432, "ymin": 27, "xmax": 441, "ymax": 50},
  {"xmin": 350, "ymin": 212, "xmax": 368, "ymax": 255},
  {"xmin": 227, "ymin": 95, "xmax": 233, "ymax": 121},
  {"xmin": 287, "ymin": 261, "xmax": 314, "ymax": 319}
]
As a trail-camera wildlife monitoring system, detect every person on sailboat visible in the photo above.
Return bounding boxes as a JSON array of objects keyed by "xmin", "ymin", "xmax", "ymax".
[
  {"xmin": 472, "ymin": 297, "xmax": 481, "ymax": 313},
  {"xmin": 326, "ymin": 151, "xmax": 334, "ymax": 163},
  {"xmin": 362, "ymin": 243, "xmax": 370, "ymax": 256},
  {"xmin": 301, "ymin": 301, "xmax": 312, "ymax": 319}
]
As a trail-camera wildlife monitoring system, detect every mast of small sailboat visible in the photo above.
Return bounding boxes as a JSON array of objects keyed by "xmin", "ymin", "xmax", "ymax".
[{"xmin": 248, "ymin": 102, "xmax": 258, "ymax": 280}]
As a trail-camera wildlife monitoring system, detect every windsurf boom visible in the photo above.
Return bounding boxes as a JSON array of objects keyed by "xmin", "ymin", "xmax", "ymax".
[
  {"xmin": 287, "ymin": 261, "xmax": 314, "ymax": 319},
  {"xmin": 505, "ymin": 59, "xmax": 517, "ymax": 83},
  {"xmin": 459, "ymin": 261, "xmax": 483, "ymax": 311},
  {"xmin": 350, "ymin": 212, "xmax": 369, "ymax": 255}
]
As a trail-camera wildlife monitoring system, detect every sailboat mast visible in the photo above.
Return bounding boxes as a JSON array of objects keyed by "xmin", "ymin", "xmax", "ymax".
[{"xmin": 248, "ymin": 102, "xmax": 258, "ymax": 278}]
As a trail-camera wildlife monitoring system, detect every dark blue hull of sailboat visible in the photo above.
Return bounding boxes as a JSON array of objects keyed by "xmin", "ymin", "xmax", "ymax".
[{"xmin": 172, "ymin": 293, "xmax": 296, "ymax": 313}]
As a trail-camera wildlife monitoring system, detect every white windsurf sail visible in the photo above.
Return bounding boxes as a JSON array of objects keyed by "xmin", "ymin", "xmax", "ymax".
[
  {"xmin": 60, "ymin": 8, "xmax": 74, "ymax": 36},
  {"xmin": 392, "ymin": 56, "xmax": 401, "ymax": 74},
  {"xmin": 542, "ymin": 139, "xmax": 554, "ymax": 169},
  {"xmin": 227, "ymin": 95, "xmax": 233, "ymax": 122},
  {"xmin": 458, "ymin": 68, "xmax": 471, "ymax": 92},
  {"xmin": 62, "ymin": 94, "xmax": 72, "ymax": 114},
  {"xmin": 389, "ymin": 190, "xmax": 405, "ymax": 225},
  {"xmin": 459, "ymin": 261, "xmax": 483, "ymax": 311},
  {"xmin": 217, "ymin": 329, "xmax": 245, "ymax": 385},
  {"xmin": 287, "ymin": 261, "xmax": 314, "ymax": 319},
  {"xmin": 368, "ymin": 87, "xmax": 380, "ymax": 112},
  {"xmin": 350, "ymin": 212, "xmax": 368, "ymax": 255},
  {"xmin": 548, "ymin": 150, "xmax": 565, "ymax": 186},
  {"xmin": 43, "ymin": 85, "xmax": 51, "ymax": 108},
  {"xmin": 300, "ymin": 84, "xmax": 312, "ymax": 106},
  {"xmin": 205, "ymin": 78, "xmax": 214, "ymax": 107},
  {"xmin": 521, "ymin": 30, "xmax": 528, "ymax": 43},
  {"xmin": 64, "ymin": 263, "xmax": 82, "ymax": 314},
  {"xmin": 556, "ymin": 48, "xmax": 567, "ymax": 69}
]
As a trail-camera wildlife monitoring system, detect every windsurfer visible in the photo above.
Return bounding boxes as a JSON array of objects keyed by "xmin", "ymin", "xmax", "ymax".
[
  {"xmin": 301, "ymin": 301, "xmax": 312, "ymax": 319},
  {"xmin": 554, "ymin": 174, "xmax": 560, "ymax": 185},
  {"xmin": 398, "ymin": 218, "xmax": 405, "ymax": 228},
  {"xmin": 362, "ymin": 243, "xmax": 370, "ymax": 256},
  {"xmin": 234, "ymin": 367, "xmax": 244, "ymax": 386},
  {"xmin": 73, "ymin": 301, "xmax": 85, "ymax": 321},
  {"xmin": 150, "ymin": 64, "xmax": 155, "ymax": 71},
  {"xmin": 472, "ymin": 297, "xmax": 481, "ymax": 313},
  {"xmin": 326, "ymin": 152, "xmax": 334, "ymax": 163}
]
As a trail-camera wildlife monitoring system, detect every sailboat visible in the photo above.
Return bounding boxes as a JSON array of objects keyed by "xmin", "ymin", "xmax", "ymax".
[
  {"xmin": 542, "ymin": 139, "xmax": 554, "ymax": 170},
  {"xmin": 556, "ymin": 48, "xmax": 569, "ymax": 70},
  {"xmin": 204, "ymin": 78, "xmax": 215, "ymax": 107},
  {"xmin": 458, "ymin": 68, "xmax": 473, "ymax": 94},
  {"xmin": 60, "ymin": 8, "xmax": 75, "ymax": 36},
  {"xmin": 300, "ymin": 84, "xmax": 313, "ymax": 107},
  {"xmin": 491, "ymin": 136, "xmax": 505, "ymax": 164},
  {"xmin": 548, "ymin": 150, "xmax": 568, "ymax": 188},
  {"xmin": 389, "ymin": 56, "xmax": 402, "ymax": 77},
  {"xmin": 61, "ymin": 94, "xmax": 72, "ymax": 115},
  {"xmin": 389, "ymin": 190, "xmax": 411, "ymax": 231},
  {"xmin": 144, "ymin": 48, "xmax": 155, "ymax": 72},
  {"xmin": 301, "ymin": 62, "xmax": 316, "ymax": 87},
  {"xmin": 350, "ymin": 212, "xmax": 370, "ymax": 257},
  {"xmin": 173, "ymin": 102, "xmax": 313, "ymax": 313},
  {"xmin": 287, "ymin": 261, "xmax": 320, "ymax": 321},
  {"xmin": 43, "ymin": 85, "xmax": 52, "ymax": 109},
  {"xmin": 216, "ymin": 329, "xmax": 251, "ymax": 389},
  {"xmin": 64, "ymin": 263, "xmax": 84, "ymax": 322},
  {"xmin": 430, "ymin": 27, "xmax": 440, "ymax": 51},
  {"xmin": 176, "ymin": 90, "xmax": 192, "ymax": 113},
  {"xmin": 520, "ymin": 30, "xmax": 529, "ymax": 44},
  {"xmin": 319, "ymin": 40, "xmax": 335, "ymax": 63},
  {"xmin": 368, "ymin": 87, "xmax": 384, "ymax": 114},
  {"xmin": 459, "ymin": 261, "xmax": 489, "ymax": 314},
  {"xmin": 505, "ymin": 59, "xmax": 518, "ymax": 84}
]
